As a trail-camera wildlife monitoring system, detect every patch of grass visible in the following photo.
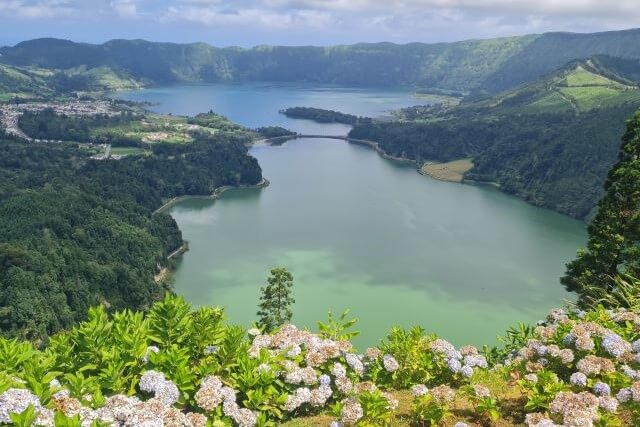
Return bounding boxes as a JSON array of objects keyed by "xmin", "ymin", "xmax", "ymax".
[
  {"xmin": 109, "ymin": 147, "xmax": 148, "ymax": 156},
  {"xmin": 559, "ymin": 86, "xmax": 640, "ymax": 111},
  {"xmin": 563, "ymin": 66, "xmax": 626, "ymax": 88},
  {"xmin": 421, "ymin": 158, "xmax": 474, "ymax": 183},
  {"xmin": 525, "ymin": 91, "xmax": 575, "ymax": 114}
]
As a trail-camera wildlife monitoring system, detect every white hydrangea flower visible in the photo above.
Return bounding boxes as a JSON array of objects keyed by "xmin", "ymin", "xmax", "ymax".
[
  {"xmin": 411, "ymin": 384, "xmax": 428, "ymax": 397},
  {"xmin": 383, "ymin": 354, "xmax": 399, "ymax": 372},
  {"xmin": 0, "ymin": 389, "xmax": 42, "ymax": 424}
]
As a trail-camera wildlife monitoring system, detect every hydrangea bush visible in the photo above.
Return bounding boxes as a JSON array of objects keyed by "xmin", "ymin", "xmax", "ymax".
[
  {"xmin": 0, "ymin": 294, "xmax": 638, "ymax": 426},
  {"xmin": 509, "ymin": 307, "xmax": 640, "ymax": 426}
]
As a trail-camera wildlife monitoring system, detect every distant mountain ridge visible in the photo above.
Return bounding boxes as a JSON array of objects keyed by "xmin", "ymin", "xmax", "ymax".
[{"xmin": 2, "ymin": 28, "xmax": 640, "ymax": 93}]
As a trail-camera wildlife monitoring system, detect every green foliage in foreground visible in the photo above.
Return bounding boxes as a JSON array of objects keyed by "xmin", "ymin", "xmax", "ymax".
[
  {"xmin": 0, "ymin": 294, "xmax": 639, "ymax": 426},
  {"xmin": 562, "ymin": 111, "xmax": 640, "ymax": 303}
]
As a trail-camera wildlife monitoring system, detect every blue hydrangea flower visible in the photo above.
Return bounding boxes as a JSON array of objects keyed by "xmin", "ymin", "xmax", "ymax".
[
  {"xmin": 569, "ymin": 372, "xmax": 587, "ymax": 387},
  {"xmin": 460, "ymin": 365, "xmax": 473, "ymax": 378},
  {"xmin": 621, "ymin": 365, "xmax": 639, "ymax": 379},
  {"xmin": 563, "ymin": 333, "xmax": 576, "ymax": 346},
  {"xmin": 319, "ymin": 374, "xmax": 331, "ymax": 386},
  {"xmin": 593, "ymin": 382, "xmax": 611, "ymax": 396},
  {"xmin": 616, "ymin": 388, "xmax": 632, "ymax": 403},
  {"xmin": 602, "ymin": 333, "xmax": 631, "ymax": 358},
  {"xmin": 204, "ymin": 345, "xmax": 218, "ymax": 355},
  {"xmin": 447, "ymin": 358, "xmax": 462, "ymax": 373}
]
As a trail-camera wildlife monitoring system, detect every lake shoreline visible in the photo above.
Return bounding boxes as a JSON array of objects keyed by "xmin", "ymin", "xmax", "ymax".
[
  {"xmin": 259, "ymin": 133, "xmax": 507, "ymax": 189},
  {"xmin": 153, "ymin": 178, "xmax": 271, "ymax": 215},
  {"xmin": 258, "ymin": 134, "xmax": 419, "ymax": 166}
]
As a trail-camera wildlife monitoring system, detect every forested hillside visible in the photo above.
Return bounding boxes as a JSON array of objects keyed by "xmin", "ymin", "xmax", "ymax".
[
  {"xmin": 350, "ymin": 58, "xmax": 640, "ymax": 219},
  {"xmin": 0, "ymin": 118, "xmax": 262, "ymax": 341},
  {"xmin": 3, "ymin": 28, "xmax": 640, "ymax": 93}
]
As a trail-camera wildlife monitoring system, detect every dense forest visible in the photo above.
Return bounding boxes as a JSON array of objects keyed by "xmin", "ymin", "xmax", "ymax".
[
  {"xmin": 3, "ymin": 29, "xmax": 640, "ymax": 93},
  {"xmin": 18, "ymin": 109, "xmax": 139, "ymax": 145},
  {"xmin": 254, "ymin": 126, "xmax": 297, "ymax": 138},
  {"xmin": 351, "ymin": 106, "xmax": 636, "ymax": 219},
  {"xmin": 350, "ymin": 58, "xmax": 640, "ymax": 219},
  {"xmin": 0, "ymin": 128, "xmax": 262, "ymax": 341},
  {"xmin": 281, "ymin": 107, "xmax": 361, "ymax": 125}
]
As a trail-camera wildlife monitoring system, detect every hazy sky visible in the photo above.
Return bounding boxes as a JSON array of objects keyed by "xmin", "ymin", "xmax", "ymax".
[{"xmin": 0, "ymin": 0, "xmax": 638, "ymax": 47}]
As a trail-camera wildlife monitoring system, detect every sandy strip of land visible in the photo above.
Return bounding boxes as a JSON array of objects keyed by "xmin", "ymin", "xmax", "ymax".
[{"xmin": 421, "ymin": 158, "xmax": 474, "ymax": 183}]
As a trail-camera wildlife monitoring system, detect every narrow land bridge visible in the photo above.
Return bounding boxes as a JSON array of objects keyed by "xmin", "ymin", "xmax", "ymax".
[
  {"xmin": 259, "ymin": 134, "xmax": 418, "ymax": 165},
  {"xmin": 261, "ymin": 134, "xmax": 373, "ymax": 145}
]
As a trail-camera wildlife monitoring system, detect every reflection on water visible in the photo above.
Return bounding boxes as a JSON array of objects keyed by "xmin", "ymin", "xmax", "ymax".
[{"xmin": 168, "ymin": 139, "xmax": 586, "ymax": 348}]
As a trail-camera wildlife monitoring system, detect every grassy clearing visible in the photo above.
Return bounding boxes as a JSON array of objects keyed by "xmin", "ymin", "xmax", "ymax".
[
  {"xmin": 525, "ymin": 91, "xmax": 574, "ymax": 114},
  {"xmin": 421, "ymin": 159, "xmax": 474, "ymax": 183},
  {"xmin": 558, "ymin": 86, "xmax": 640, "ymax": 111},
  {"xmin": 109, "ymin": 146, "xmax": 149, "ymax": 156},
  {"xmin": 0, "ymin": 93, "xmax": 34, "ymax": 102},
  {"xmin": 90, "ymin": 114, "xmax": 226, "ymax": 144},
  {"xmin": 563, "ymin": 66, "xmax": 626, "ymax": 88}
]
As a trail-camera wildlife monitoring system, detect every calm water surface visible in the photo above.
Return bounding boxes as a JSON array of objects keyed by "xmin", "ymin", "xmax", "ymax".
[{"xmin": 117, "ymin": 83, "xmax": 587, "ymax": 348}]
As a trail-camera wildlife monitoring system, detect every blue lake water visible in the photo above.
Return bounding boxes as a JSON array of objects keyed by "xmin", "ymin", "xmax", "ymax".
[{"xmin": 117, "ymin": 83, "xmax": 586, "ymax": 348}]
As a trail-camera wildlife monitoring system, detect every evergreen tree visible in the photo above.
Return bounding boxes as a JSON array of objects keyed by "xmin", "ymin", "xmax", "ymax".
[
  {"xmin": 257, "ymin": 268, "xmax": 295, "ymax": 332},
  {"xmin": 562, "ymin": 111, "xmax": 640, "ymax": 306}
]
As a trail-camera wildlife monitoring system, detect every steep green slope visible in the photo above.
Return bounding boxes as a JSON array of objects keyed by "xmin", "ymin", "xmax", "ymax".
[
  {"xmin": 350, "ymin": 58, "xmax": 640, "ymax": 219},
  {"xmin": 0, "ymin": 36, "xmax": 535, "ymax": 90},
  {"xmin": 3, "ymin": 29, "xmax": 640, "ymax": 93},
  {"xmin": 0, "ymin": 64, "xmax": 53, "ymax": 101},
  {"xmin": 0, "ymin": 62, "xmax": 141, "ymax": 99},
  {"xmin": 455, "ymin": 56, "xmax": 640, "ymax": 115},
  {"xmin": 480, "ymin": 28, "xmax": 640, "ymax": 93}
]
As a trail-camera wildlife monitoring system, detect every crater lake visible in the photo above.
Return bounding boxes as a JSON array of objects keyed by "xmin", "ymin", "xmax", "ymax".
[{"xmin": 117, "ymin": 83, "xmax": 587, "ymax": 347}]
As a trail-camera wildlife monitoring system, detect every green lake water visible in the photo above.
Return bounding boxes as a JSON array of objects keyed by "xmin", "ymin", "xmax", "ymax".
[{"xmin": 117, "ymin": 83, "xmax": 587, "ymax": 348}]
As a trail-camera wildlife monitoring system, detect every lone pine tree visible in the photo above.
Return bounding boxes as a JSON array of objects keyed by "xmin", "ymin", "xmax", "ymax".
[
  {"xmin": 562, "ymin": 111, "xmax": 640, "ymax": 306},
  {"xmin": 257, "ymin": 267, "xmax": 295, "ymax": 332}
]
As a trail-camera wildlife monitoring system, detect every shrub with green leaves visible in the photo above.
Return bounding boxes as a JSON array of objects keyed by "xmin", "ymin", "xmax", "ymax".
[
  {"xmin": 0, "ymin": 294, "xmax": 394, "ymax": 426},
  {"xmin": 1, "ymin": 294, "xmax": 639, "ymax": 426},
  {"xmin": 367, "ymin": 327, "xmax": 487, "ymax": 390}
]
